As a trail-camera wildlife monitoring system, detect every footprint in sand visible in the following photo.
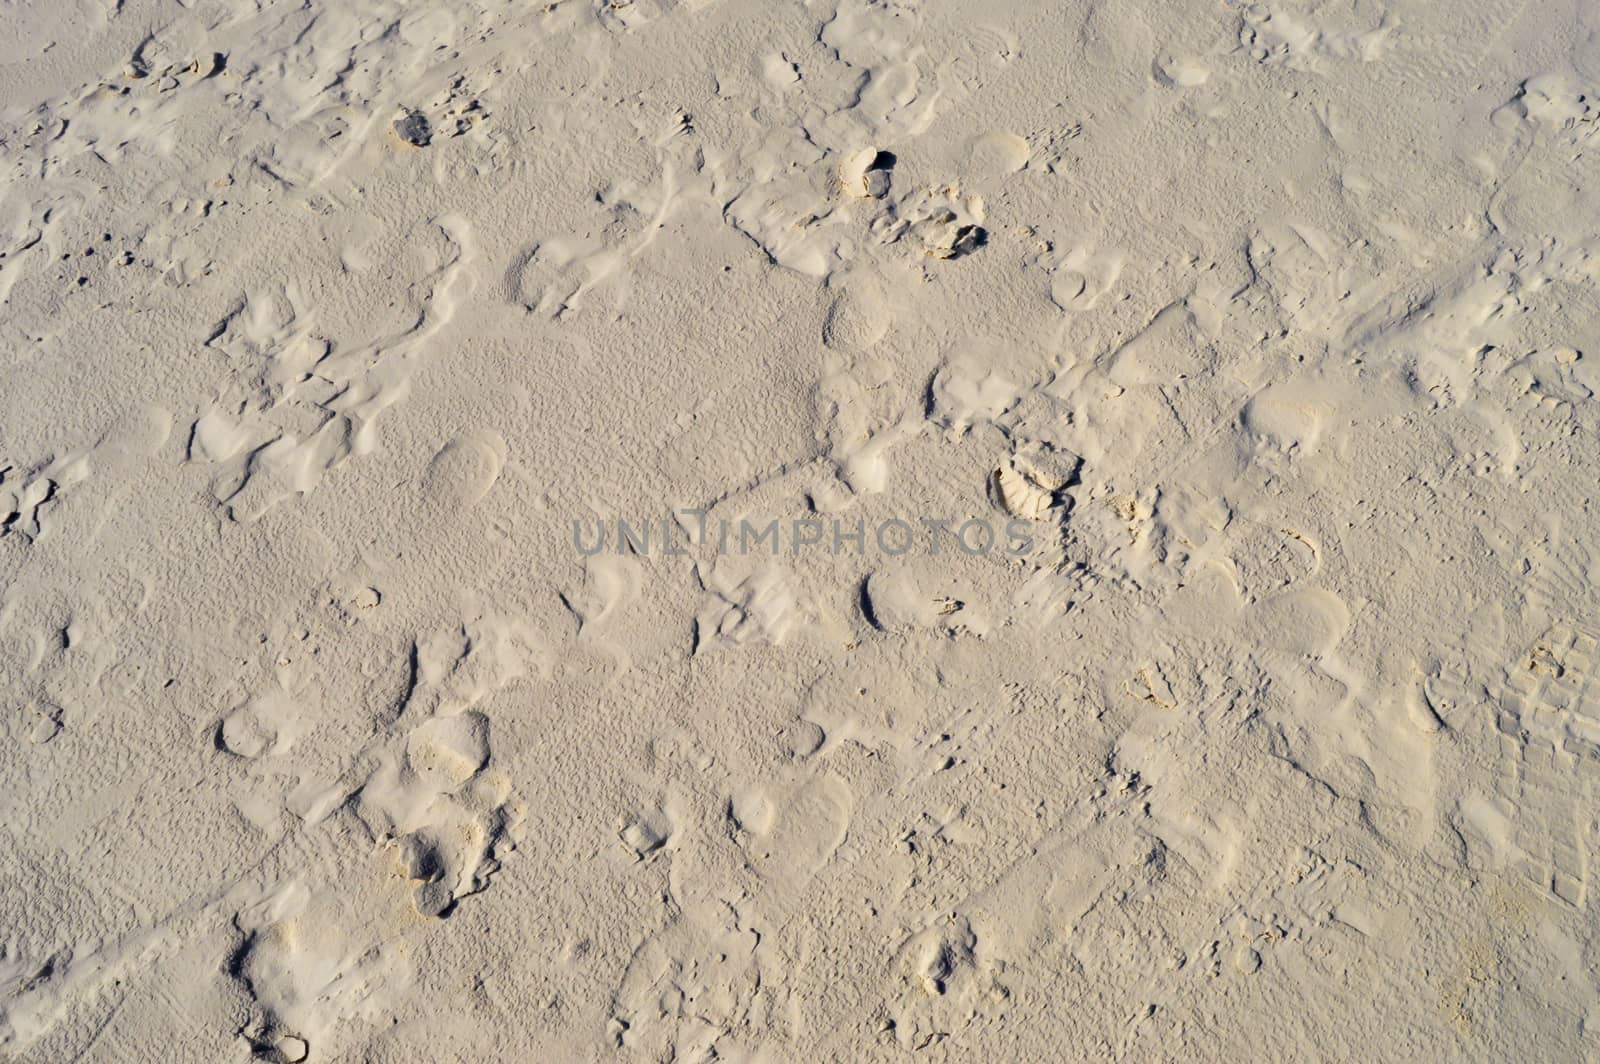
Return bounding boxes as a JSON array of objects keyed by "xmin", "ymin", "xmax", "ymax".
[
  {"xmin": 1492, "ymin": 621, "xmax": 1600, "ymax": 906},
  {"xmin": 420, "ymin": 428, "xmax": 506, "ymax": 511}
]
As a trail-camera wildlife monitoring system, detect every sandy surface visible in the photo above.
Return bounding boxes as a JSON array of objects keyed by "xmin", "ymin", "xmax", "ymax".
[{"xmin": 2, "ymin": 0, "xmax": 1599, "ymax": 1059}]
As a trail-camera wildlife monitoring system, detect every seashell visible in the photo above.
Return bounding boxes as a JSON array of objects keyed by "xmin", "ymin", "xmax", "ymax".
[
  {"xmin": 993, "ymin": 454, "xmax": 1074, "ymax": 520},
  {"xmin": 927, "ymin": 223, "xmax": 986, "ymax": 259},
  {"xmin": 840, "ymin": 147, "xmax": 894, "ymax": 199},
  {"xmin": 993, "ymin": 463, "xmax": 1053, "ymax": 520}
]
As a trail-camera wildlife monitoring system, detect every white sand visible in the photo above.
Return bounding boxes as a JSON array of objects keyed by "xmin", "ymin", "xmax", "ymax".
[{"xmin": 3, "ymin": 0, "xmax": 1599, "ymax": 1059}]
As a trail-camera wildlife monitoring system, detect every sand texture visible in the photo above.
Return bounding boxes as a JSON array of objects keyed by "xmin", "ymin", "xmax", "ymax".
[{"xmin": 3, "ymin": 0, "xmax": 1600, "ymax": 1059}]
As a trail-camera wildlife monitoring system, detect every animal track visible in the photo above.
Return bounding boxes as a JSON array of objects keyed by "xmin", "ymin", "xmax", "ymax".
[
  {"xmin": 692, "ymin": 561, "xmax": 805, "ymax": 653},
  {"xmin": 0, "ymin": 459, "xmax": 80, "ymax": 543},
  {"xmin": 191, "ymin": 216, "xmax": 476, "ymax": 522}
]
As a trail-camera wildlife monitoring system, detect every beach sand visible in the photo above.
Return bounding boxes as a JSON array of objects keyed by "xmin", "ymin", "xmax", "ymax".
[{"xmin": 3, "ymin": 0, "xmax": 1600, "ymax": 1059}]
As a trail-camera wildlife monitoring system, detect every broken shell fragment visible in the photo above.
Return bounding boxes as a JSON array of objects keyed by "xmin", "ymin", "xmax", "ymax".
[{"xmin": 841, "ymin": 147, "xmax": 894, "ymax": 198}]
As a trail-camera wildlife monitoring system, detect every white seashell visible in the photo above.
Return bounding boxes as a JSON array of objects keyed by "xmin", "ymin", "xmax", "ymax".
[
  {"xmin": 994, "ymin": 451, "xmax": 1079, "ymax": 520},
  {"xmin": 994, "ymin": 460, "xmax": 1057, "ymax": 521},
  {"xmin": 840, "ymin": 147, "xmax": 892, "ymax": 199}
]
